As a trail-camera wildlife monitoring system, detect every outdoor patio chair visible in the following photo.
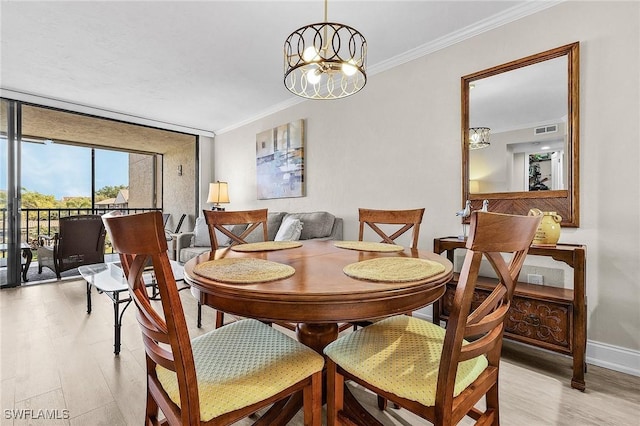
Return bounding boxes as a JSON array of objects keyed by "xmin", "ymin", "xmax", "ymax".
[
  {"xmin": 37, "ymin": 215, "xmax": 106, "ymax": 279},
  {"xmin": 165, "ymin": 213, "xmax": 187, "ymax": 241}
]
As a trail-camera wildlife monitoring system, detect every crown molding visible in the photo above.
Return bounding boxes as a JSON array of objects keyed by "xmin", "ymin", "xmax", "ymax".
[
  {"xmin": 369, "ymin": 1, "xmax": 563, "ymax": 75},
  {"xmin": 216, "ymin": 1, "xmax": 563, "ymax": 135}
]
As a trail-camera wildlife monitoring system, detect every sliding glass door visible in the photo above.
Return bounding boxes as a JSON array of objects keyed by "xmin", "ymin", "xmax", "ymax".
[
  {"xmin": 1, "ymin": 99, "xmax": 197, "ymax": 286},
  {"xmin": 1, "ymin": 99, "xmax": 21, "ymax": 287}
]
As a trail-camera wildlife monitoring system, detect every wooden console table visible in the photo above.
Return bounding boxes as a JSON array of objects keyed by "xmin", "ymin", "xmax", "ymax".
[{"xmin": 433, "ymin": 237, "xmax": 586, "ymax": 391}]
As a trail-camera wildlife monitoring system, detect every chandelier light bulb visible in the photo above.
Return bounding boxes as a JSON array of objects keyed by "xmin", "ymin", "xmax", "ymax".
[
  {"xmin": 341, "ymin": 60, "xmax": 357, "ymax": 76},
  {"xmin": 306, "ymin": 68, "xmax": 322, "ymax": 84},
  {"xmin": 302, "ymin": 46, "xmax": 321, "ymax": 63}
]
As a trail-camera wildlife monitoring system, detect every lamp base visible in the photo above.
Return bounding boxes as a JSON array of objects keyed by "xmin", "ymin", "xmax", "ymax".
[{"xmin": 211, "ymin": 205, "xmax": 226, "ymax": 211}]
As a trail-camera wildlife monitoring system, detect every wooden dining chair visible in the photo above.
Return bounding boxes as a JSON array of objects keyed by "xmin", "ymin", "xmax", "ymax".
[
  {"xmin": 102, "ymin": 211, "xmax": 323, "ymax": 426},
  {"xmin": 324, "ymin": 211, "xmax": 541, "ymax": 426},
  {"xmin": 358, "ymin": 208, "xmax": 425, "ymax": 249},
  {"xmin": 353, "ymin": 207, "xmax": 426, "ymax": 331},
  {"xmin": 199, "ymin": 209, "xmax": 269, "ymax": 328}
]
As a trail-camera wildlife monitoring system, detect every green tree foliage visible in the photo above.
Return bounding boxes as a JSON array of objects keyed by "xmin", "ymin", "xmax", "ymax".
[
  {"xmin": 21, "ymin": 189, "xmax": 57, "ymax": 209},
  {"xmin": 62, "ymin": 197, "xmax": 92, "ymax": 209},
  {"xmin": 95, "ymin": 185, "xmax": 127, "ymax": 201}
]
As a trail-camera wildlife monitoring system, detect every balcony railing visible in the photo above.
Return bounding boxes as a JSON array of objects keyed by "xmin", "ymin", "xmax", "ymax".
[{"xmin": 0, "ymin": 207, "xmax": 162, "ymax": 254}]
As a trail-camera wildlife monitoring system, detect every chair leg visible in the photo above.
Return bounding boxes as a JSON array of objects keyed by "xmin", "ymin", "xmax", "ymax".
[
  {"xmin": 145, "ymin": 389, "xmax": 160, "ymax": 426},
  {"xmin": 303, "ymin": 371, "xmax": 323, "ymax": 426},
  {"xmin": 197, "ymin": 301, "xmax": 203, "ymax": 328},
  {"xmin": 326, "ymin": 360, "xmax": 344, "ymax": 426},
  {"xmin": 377, "ymin": 395, "xmax": 387, "ymax": 410},
  {"xmin": 485, "ymin": 381, "xmax": 500, "ymax": 425},
  {"xmin": 215, "ymin": 311, "xmax": 225, "ymax": 329}
]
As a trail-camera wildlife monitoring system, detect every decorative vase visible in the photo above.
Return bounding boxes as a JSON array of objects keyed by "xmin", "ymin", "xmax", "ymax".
[{"xmin": 528, "ymin": 209, "xmax": 562, "ymax": 246}]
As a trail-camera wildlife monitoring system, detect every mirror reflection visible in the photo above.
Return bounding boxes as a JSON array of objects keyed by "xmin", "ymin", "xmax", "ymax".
[
  {"xmin": 461, "ymin": 42, "xmax": 579, "ymax": 227},
  {"xmin": 468, "ymin": 56, "xmax": 568, "ymax": 194}
]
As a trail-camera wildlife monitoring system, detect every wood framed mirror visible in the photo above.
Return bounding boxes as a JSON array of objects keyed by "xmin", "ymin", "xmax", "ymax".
[{"xmin": 462, "ymin": 42, "xmax": 579, "ymax": 226}]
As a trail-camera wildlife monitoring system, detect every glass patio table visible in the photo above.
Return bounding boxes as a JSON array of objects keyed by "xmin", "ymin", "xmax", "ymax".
[{"xmin": 79, "ymin": 260, "xmax": 185, "ymax": 355}]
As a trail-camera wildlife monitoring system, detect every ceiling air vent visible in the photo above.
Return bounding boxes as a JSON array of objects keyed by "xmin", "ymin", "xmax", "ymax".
[{"xmin": 534, "ymin": 124, "xmax": 558, "ymax": 135}]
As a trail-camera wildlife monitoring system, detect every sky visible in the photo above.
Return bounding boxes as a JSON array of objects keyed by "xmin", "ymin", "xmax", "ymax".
[{"xmin": 1, "ymin": 140, "xmax": 129, "ymax": 199}]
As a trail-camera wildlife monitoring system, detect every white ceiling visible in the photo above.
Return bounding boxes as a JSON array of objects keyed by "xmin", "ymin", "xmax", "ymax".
[{"xmin": 0, "ymin": 1, "xmax": 559, "ymax": 136}]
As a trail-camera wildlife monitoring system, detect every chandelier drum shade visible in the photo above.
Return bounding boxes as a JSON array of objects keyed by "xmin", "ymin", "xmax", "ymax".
[
  {"xmin": 284, "ymin": 1, "xmax": 367, "ymax": 99},
  {"xmin": 469, "ymin": 127, "xmax": 491, "ymax": 150}
]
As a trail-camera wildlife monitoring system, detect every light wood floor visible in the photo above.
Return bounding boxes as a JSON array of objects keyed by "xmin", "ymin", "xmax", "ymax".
[{"xmin": 1, "ymin": 278, "xmax": 639, "ymax": 425}]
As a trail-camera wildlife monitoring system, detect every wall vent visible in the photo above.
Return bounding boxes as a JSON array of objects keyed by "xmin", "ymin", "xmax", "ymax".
[{"xmin": 534, "ymin": 124, "xmax": 558, "ymax": 135}]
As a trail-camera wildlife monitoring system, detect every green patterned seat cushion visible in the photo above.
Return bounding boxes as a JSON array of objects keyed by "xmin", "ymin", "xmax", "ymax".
[
  {"xmin": 156, "ymin": 319, "xmax": 324, "ymax": 421},
  {"xmin": 324, "ymin": 315, "xmax": 488, "ymax": 406}
]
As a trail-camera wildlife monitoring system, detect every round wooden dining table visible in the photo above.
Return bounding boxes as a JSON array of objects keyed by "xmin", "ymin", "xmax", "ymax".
[
  {"xmin": 183, "ymin": 239, "xmax": 453, "ymax": 424},
  {"xmin": 184, "ymin": 239, "xmax": 453, "ymax": 352}
]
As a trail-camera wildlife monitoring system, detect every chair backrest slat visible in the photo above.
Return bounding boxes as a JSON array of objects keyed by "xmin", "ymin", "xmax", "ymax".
[
  {"xmin": 458, "ymin": 326, "xmax": 505, "ymax": 362},
  {"xmin": 203, "ymin": 209, "xmax": 269, "ymax": 249},
  {"xmin": 466, "ymin": 283, "xmax": 507, "ymax": 326},
  {"xmin": 358, "ymin": 208, "xmax": 425, "ymax": 249}
]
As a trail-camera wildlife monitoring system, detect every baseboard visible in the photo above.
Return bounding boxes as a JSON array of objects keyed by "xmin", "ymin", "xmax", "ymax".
[
  {"xmin": 586, "ymin": 340, "xmax": 640, "ymax": 377},
  {"xmin": 414, "ymin": 311, "xmax": 640, "ymax": 377}
]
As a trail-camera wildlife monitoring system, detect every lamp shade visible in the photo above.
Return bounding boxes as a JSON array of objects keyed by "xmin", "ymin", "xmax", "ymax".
[{"xmin": 207, "ymin": 181, "xmax": 229, "ymax": 204}]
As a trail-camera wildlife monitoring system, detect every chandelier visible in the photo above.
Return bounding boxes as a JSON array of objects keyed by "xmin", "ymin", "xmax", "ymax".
[
  {"xmin": 284, "ymin": 0, "xmax": 367, "ymax": 99},
  {"xmin": 469, "ymin": 127, "xmax": 491, "ymax": 150}
]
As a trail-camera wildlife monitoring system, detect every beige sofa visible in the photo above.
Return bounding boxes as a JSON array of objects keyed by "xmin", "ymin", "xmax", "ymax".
[{"xmin": 175, "ymin": 211, "xmax": 343, "ymax": 263}]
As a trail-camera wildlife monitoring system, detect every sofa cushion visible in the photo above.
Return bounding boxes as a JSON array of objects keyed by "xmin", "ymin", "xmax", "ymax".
[
  {"xmin": 193, "ymin": 217, "xmax": 247, "ymax": 247},
  {"xmin": 243, "ymin": 212, "xmax": 286, "ymax": 243},
  {"xmin": 274, "ymin": 217, "xmax": 303, "ymax": 241},
  {"xmin": 180, "ymin": 246, "xmax": 210, "ymax": 263},
  {"xmin": 267, "ymin": 212, "xmax": 287, "ymax": 241},
  {"xmin": 282, "ymin": 212, "xmax": 335, "ymax": 240}
]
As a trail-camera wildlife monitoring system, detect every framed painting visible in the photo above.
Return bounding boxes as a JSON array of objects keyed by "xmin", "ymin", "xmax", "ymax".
[{"xmin": 256, "ymin": 119, "xmax": 305, "ymax": 199}]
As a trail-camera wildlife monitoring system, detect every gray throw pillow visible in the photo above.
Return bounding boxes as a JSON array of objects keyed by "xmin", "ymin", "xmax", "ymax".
[
  {"xmin": 192, "ymin": 217, "xmax": 210, "ymax": 247},
  {"xmin": 266, "ymin": 212, "xmax": 287, "ymax": 241},
  {"xmin": 283, "ymin": 212, "xmax": 335, "ymax": 240},
  {"xmin": 274, "ymin": 217, "xmax": 303, "ymax": 241}
]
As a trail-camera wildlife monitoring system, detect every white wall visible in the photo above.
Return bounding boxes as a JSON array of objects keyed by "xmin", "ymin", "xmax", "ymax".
[{"xmin": 211, "ymin": 2, "xmax": 640, "ymax": 373}]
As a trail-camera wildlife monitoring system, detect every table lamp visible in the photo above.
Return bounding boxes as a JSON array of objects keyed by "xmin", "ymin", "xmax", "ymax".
[{"xmin": 207, "ymin": 181, "xmax": 229, "ymax": 211}]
